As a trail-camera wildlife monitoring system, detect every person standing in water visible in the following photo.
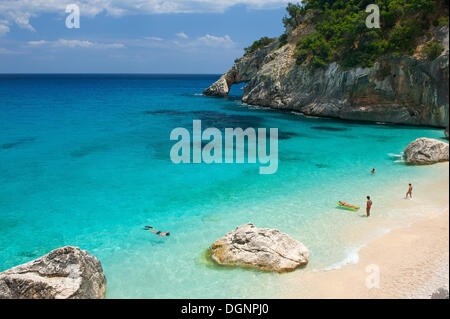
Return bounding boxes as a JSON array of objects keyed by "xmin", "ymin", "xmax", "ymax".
[
  {"xmin": 366, "ymin": 196, "xmax": 372, "ymax": 217},
  {"xmin": 406, "ymin": 183, "xmax": 413, "ymax": 199},
  {"xmin": 371, "ymin": 168, "xmax": 376, "ymax": 174}
]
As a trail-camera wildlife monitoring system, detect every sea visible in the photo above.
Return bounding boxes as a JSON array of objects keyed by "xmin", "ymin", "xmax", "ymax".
[{"xmin": 0, "ymin": 74, "xmax": 446, "ymax": 298}]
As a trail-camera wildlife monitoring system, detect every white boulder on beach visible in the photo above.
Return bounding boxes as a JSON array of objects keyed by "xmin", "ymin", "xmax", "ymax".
[{"xmin": 210, "ymin": 223, "xmax": 309, "ymax": 272}]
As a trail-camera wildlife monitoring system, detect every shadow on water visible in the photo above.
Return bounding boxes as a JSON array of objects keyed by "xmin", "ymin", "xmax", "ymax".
[
  {"xmin": 141, "ymin": 236, "xmax": 168, "ymax": 246},
  {"xmin": 278, "ymin": 131, "xmax": 309, "ymax": 140},
  {"xmin": 0, "ymin": 216, "xmax": 19, "ymax": 232},
  {"xmin": 222, "ymin": 103, "xmax": 302, "ymax": 121},
  {"xmin": 279, "ymin": 152, "xmax": 304, "ymax": 162},
  {"xmin": 143, "ymin": 109, "xmax": 265, "ymax": 130},
  {"xmin": 146, "ymin": 141, "xmax": 172, "ymax": 161},
  {"xmin": 311, "ymin": 126, "xmax": 349, "ymax": 132},
  {"xmin": 191, "ymin": 111, "xmax": 264, "ymax": 130},
  {"xmin": 147, "ymin": 129, "xmax": 308, "ymax": 163},
  {"xmin": 144, "ymin": 108, "xmax": 313, "ymax": 143},
  {"xmin": 70, "ymin": 143, "xmax": 112, "ymax": 158},
  {"xmin": 315, "ymin": 163, "xmax": 331, "ymax": 168},
  {"xmin": 143, "ymin": 110, "xmax": 186, "ymax": 116},
  {"xmin": 1, "ymin": 137, "xmax": 36, "ymax": 150},
  {"xmin": 225, "ymin": 95, "xmax": 243, "ymax": 102},
  {"xmin": 362, "ymin": 134, "xmax": 396, "ymax": 142},
  {"xmin": 340, "ymin": 135, "xmax": 358, "ymax": 140}
]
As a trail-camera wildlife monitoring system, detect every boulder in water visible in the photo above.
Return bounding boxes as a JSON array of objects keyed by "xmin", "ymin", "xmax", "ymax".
[{"xmin": 210, "ymin": 223, "xmax": 309, "ymax": 272}]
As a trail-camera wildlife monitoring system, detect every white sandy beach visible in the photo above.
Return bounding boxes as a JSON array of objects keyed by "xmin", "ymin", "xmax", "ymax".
[{"xmin": 283, "ymin": 163, "xmax": 449, "ymax": 299}]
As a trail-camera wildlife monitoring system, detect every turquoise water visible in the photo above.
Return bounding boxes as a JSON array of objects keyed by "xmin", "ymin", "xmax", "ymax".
[{"xmin": 0, "ymin": 74, "xmax": 446, "ymax": 298}]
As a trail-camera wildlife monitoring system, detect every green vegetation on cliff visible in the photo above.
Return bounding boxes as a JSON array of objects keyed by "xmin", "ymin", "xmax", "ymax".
[
  {"xmin": 281, "ymin": 0, "xmax": 449, "ymax": 68},
  {"xmin": 244, "ymin": 37, "xmax": 276, "ymax": 56},
  {"xmin": 422, "ymin": 40, "xmax": 445, "ymax": 60}
]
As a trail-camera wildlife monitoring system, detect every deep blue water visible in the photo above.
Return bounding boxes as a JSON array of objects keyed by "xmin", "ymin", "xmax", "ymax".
[{"xmin": 0, "ymin": 74, "xmax": 446, "ymax": 298}]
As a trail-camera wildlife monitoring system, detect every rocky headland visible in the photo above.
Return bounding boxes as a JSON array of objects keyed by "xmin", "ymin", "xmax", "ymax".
[{"xmin": 204, "ymin": 4, "xmax": 449, "ymax": 129}]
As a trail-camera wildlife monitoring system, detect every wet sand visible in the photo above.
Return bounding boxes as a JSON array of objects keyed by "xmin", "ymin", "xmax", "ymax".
[{"xmin": 283, "ymin": 163, "xmax": 449, "ymax": 299}]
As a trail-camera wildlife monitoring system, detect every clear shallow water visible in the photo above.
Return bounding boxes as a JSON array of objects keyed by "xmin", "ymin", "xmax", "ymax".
[{"xmin": 0, "ymin": 74, "xmax": 446, "ymax": 298}]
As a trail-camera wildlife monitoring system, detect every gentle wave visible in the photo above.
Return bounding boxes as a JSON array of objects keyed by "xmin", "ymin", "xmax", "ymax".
[
  {"xmin": 387, "ymin": 153, "xmax": 404, "ymax": 158},
  {"xmin": 387, "ymin": 152, "xmax": 405, "ymax": 163},
  {"xmin": 239, "ymin": 102, "xmax": 266, "ymax": 110},
  {"xmin": 317, "ymin": 227, "xmax": 392, "ymax": 271},
  {"xmin": 319, "ymin": 245, "xmax": 362, "ymax": 271}
]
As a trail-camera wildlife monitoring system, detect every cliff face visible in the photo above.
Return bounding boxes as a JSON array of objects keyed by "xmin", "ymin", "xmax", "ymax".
[
  {"xmin": 203, "ymin": 42, "xmax": 277, "ymax": 97},
  {"xmin": 204, "ymin": 26, "xmax": 449, "ymax": 128}
]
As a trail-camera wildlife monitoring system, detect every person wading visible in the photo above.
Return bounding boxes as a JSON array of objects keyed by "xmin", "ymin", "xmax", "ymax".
[
  {"xmin": 406, "ymin": 183, "xmax": 413, "ymax": 199},
  {"xmin": 366, "ymin": 196, "xmax": 373, "ymax": 217}
]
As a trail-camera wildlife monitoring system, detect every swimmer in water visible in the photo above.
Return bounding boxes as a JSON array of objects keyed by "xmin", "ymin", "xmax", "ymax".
[{"xmin": 144, "ymin": 226, "xmax": 170, "ymax": 238}]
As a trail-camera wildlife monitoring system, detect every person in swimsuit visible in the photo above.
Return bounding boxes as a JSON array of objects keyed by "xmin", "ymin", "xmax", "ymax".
[
  {"xmin": 406, "ymin": 183, "xmax": 413, "ymax": 199},
  {"xmin": 145, "ymin": 226, "xmax": 170, "ymax": 238},
  {"xmin": 366, "ymin": 196, "xmax": 372, "ymax": 217},
  {"xmin": 371, "ymin": 168, "xmax": 375, "ymax": 174}
]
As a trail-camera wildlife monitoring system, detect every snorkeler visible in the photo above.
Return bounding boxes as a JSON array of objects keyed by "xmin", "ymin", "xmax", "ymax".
[{"xmin": 144, "ymin": 226, "xmax": 170, "ymax": 238}]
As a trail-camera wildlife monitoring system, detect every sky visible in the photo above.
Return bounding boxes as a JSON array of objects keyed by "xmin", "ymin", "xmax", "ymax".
[{"xmin": 0, "ymin": 0, "xmax": 291, "ymax": 73}]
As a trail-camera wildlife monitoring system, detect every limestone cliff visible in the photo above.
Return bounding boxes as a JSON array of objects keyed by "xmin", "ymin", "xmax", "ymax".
[{"xmin": 204, "ymin": 26, "xmax": 449, "ymax": 128}]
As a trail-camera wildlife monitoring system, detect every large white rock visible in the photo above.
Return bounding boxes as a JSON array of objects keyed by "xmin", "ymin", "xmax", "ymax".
[
  {"xmin": 404, "ymin": 137, "xmax": 449, "ymax": 164},
  {"xmin": 210, "ymin": 223, "xmax": 309, "ymax": 272},
  {"xmin": 0, "ymin": 246, "xmax": 106, "ymax": 299}
]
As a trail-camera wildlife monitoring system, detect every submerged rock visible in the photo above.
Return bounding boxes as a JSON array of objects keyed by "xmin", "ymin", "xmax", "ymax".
[
  {"xmin": 0, "ymin": 246, "xmax": 106, "ymax": 299},
  {"xmin": 404, "ymin": 138, "xmax": 449, "ymax": 164},
  {"xmin": 210, "ymin": 223, "xmax": 309, "ymax": 272}
]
